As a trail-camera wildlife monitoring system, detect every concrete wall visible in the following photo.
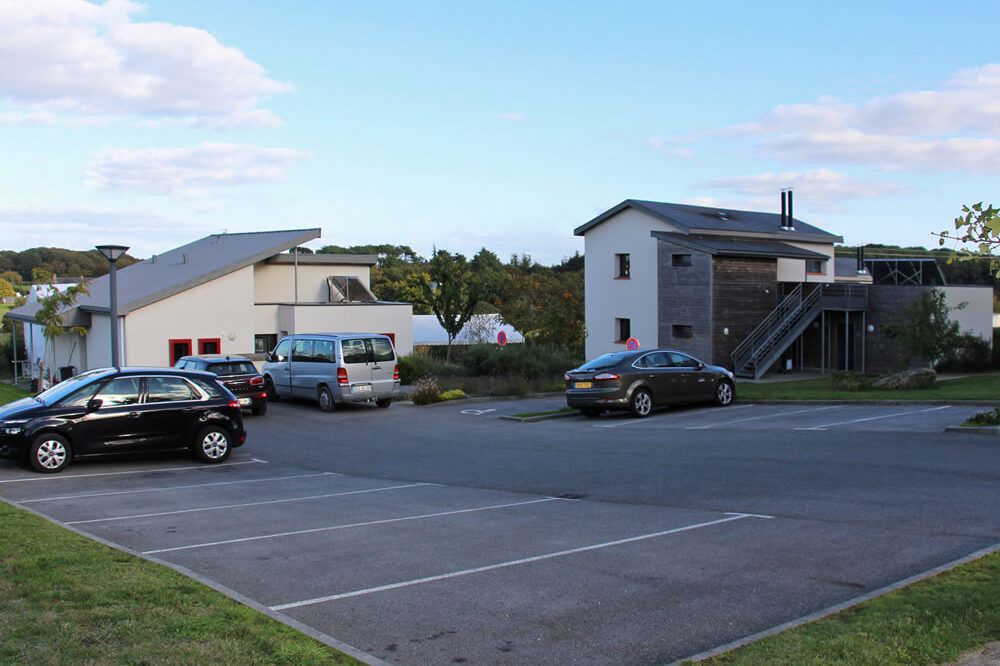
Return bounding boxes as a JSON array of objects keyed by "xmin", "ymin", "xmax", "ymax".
[
  {"xmin": 85, "ymin": 313, "xmax": 113, "ymax": 369},
  {"xmin": 941, "ymin": 285, "xmax": 993, "ymax": 341},
  {"xmin": 776, "ymin": 241, "xmax": 836, "ymax": 283},
  {"xmin": 124, "ymin": 266, "xmax": 257, "ymax": 366},
  {"xmin": 656, "ymin": 240, "xmax": 713, "ymax": 361},
  {"xmin": 583, "ymin": 208, "xmax": 680, "ymax": 358},
  {"xmin": 273, "ymin": 303, "xmax": 414, "ymax": 356},
  {"xmin": 254, "ymin": 263, "xmax": 371, "ymax": 303}
]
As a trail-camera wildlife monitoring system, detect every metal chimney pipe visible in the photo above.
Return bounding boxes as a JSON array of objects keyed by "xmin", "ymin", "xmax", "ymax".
[
  {"xmin": 787, "ymin": 190, "xmax": 794, "ymax": 228},
  {"xmin": 856, "ymin": 246, "xmax": 862, "ymax": 272},
  {"xmin": 781, "ymin": 191, "xmax": 787, "ymax": 229}
]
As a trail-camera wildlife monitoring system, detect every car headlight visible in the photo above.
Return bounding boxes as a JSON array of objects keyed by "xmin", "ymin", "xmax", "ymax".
[{"xmin": 0, "ymin": 420, "xmax": 27, "ymax": 435}]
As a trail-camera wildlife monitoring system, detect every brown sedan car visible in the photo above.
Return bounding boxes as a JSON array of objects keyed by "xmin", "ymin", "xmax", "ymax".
[{"xmin": 565, "ymin": 349, "xmax": 735, "ymax": 418}]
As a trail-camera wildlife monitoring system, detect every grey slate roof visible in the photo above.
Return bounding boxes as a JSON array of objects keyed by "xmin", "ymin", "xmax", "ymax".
[
  {"xmin": 5, "ymin": 228, "xmax": 321, "ymax": 323},
  {"xmin": 651, "ymin": 232, "xmax": 829, "ymax": 260},
  {"xmin": 576, "ymin": 199, "xmax": 843, "ymax": 242}
]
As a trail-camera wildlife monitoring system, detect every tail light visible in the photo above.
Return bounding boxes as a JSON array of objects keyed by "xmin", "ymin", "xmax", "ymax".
[
  {"xmin": 228, "ymin": 399, "xmax": 240, "ymax": 409},
  {"xmin": 594, "ymin": 373, "xmax": 620, "ymax": 380},
  {"xmin": 337, "ymin": 367, "xmax": 349, "ymax": 385},
  {"xmin": 393, "ymin": 364, "xmax": 400, "ymax": 380},
  {"xmin": 249, "ymin": 376, "xmax": 264, "ymax": 386}
]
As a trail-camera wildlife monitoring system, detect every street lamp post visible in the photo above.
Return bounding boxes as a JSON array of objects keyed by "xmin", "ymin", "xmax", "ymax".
[{"xmin": 95, "ymin": 245, "xmax": 129, "ymax": 368}]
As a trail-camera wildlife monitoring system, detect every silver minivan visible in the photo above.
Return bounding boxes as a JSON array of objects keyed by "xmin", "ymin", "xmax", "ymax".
[{"xmin": 262, "ymin": 333, "xmax": 400, "ymax": 412}]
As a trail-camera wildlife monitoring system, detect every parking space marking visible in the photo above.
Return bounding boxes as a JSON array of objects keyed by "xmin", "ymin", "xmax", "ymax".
[
  {"xmin": 269, "ymin": 512, "xmax": 772, "ymax": 611},
  {"xmin": 461, "ymin": 408, "xmax": 497, "ymax": 416},
  {"xmin": 0, "ymin": 458, "xmax": 265, "ymax": 483},
  {"xmin": 143, "ymin": 497, "xmax": 563, "ymax": 555},
  {"xmin": 685, "ymin": 405, "xmax": 844, "ymax": 430},
  {"xmin": 64, "ymin": 482, "xmax": 435, "ymax": 525},
  {"xmin": 795, "ymin": 405, "xmax": 951, "ymax": 431},
  {"xmin": 18, "ymin": 471, "xmax": 340, "ymax": 504},
  {"xmin": 596, "ymin": 404, "xmax": 754, "ymax": 428}
]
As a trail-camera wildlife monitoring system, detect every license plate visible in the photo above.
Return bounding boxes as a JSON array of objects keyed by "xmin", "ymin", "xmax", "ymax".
[
  {"xmin": 574, "ymin": 381, "xmax": 592, "ymax": 389},
  {"xmin": 239, "ymin": 397, "xmax": 252, "ymax": 406},
  {"xmin": 351, "ymin": 383, "xmax": 372, "ymax": 395}
]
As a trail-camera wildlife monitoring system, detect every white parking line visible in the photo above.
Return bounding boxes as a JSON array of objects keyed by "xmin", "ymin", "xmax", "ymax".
[
  {"xmin": 65, "ymin": 482, "xmax": 434, "ymax": 525},
  {"xmin": 18, "ymin": 471, "xmax": 340, "ymax": 504},
  {"xmin": 269, "ymin": 512, "xmax": 772, "ymax": 611},
  {"xmin": 795, "ymin": 405, "xmax": 951, "ymax": 431},
  {"xmin": 0, "ymin": 458, "xmax": 266, "ymax": 483},
  {"xmin": 144, "ymin": 497, "xmax": 563, "ymax": 555},
  {"xmin": 685, "ymin": 405, "xmax": 844, "ymax": 430},
  {"xmin": 596, "ymin": 404, "xmax": 754, "ymax": 428}
]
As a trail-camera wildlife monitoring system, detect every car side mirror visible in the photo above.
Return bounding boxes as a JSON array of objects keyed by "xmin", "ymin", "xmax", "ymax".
[
  {"xmin": 86, "ymin": 398, "xmax": 103, "ymax": 412},
  {"xmin": 265, "ymin": 353, "xmax": 274, "ymax": 363},
  {"xmin": 698, "ymin": 362, "xmax": 705, "ymax": 370}
]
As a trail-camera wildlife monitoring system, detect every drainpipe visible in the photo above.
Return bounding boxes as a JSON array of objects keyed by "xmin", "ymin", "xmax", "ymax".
[{"xmin": 294, "ymin": 246, "xmax": 299, "ymax": 304}]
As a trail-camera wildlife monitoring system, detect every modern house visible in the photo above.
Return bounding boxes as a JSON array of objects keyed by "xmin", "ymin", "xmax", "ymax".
[
  {"xmin": 5, "ymin": 229, "xmax": 413, "ymax": 375},
  {"xmin": 576, "ymin": 196, "xmax": 993, "ymax": 376}
]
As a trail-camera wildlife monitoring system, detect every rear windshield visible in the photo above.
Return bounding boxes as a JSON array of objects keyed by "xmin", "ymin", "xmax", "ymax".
[
  {"xmin": 577, "ymin": 352, "xmax": 633, "ymax": 372},
  {"xmin": 206, "ymin": 362, "xmax": 257, "ymax": 376},
  {"xmin": 190, "ymin": 376, "xmax": 228, "ymax": 398}
]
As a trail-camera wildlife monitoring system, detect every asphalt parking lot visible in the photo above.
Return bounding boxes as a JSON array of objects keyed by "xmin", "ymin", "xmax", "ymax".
[{"xmin": 1, "ymin": 396, "xmax": 998, "ymax": 665}]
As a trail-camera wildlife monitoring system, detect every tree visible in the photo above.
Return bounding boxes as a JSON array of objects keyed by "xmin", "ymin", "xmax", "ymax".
[
  {"xmin": 34, "ymin": 283, "xmax": 89, "ymax": 384},
  {"xmin": 31, "ymin": 267, "xmax": 54, "ymax": 284},
  {"xmin": 885, "ymin": 289, "xmax": 963, "ymax": 366},
  {"xmin": 938, "ymin": 202, "xmax": 1000, "ymax": 275},
  {"xmin": 318, "ymin": 244, "xmax": 429, "ymax": 309},
  {"xmin": 0, "ymin": 278, "xmax": 15, "ymax": 300},
  {"xmin": 0, "ymin": 270, "xmax": 22, "ymax": 285}
]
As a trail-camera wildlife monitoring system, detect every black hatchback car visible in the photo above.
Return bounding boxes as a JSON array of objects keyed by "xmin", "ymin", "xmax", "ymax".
[
  {"xmin": 175, "ymin": 355, "xmax": 268, "ymax": 416},
  {"xmin": 565, "ymin": 349, "xmax": 736, "ymax": 418},
  {"xmin": 0, "ymin": 367, "xmax": 247, "ymax": 473}
]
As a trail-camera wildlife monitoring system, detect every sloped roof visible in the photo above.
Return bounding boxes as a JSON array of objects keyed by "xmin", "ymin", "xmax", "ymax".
[
  {"xmin": 651, "ymin": 232, "xmax": 829, "ymax": 259},
  {"xmin": 576, "ymin": 199, "xmax": 843, "ymax": 242},
  {"xmin": 5, "ymin": 228, "xmax": 320, "ymax": 323}
]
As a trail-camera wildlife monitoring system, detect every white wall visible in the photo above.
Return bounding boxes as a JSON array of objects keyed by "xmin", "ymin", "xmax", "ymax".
[
  {"xmin": 777, "ymin": 241, "xmax": 836, "ymax": 283},
  {"xmin": 583, "ymin": 208, "xmax": 680, "ymax": 359},
  {"xmin": 85, "ymin": 313, "xmax": 113, "ymax": 369},
  {"xmin": 254, "ymin": 263, "xmax": 371, "ymax": 303},
  {"xmin": 273, "ymin": 303, "xmax": 414, "ymax": 356},
  {"xmin": 941, "ymin": 285, "xmax": 994, "ymax": 343},
  {"xmin": 125, "ymin": 266, "xmax": 257, "ymax": 365}
]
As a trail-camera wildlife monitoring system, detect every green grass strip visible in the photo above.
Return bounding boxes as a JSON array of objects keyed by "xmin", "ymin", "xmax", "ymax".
[
  {"xmin": 512, "ymin": 407, "xmax": 576, "ymax": 418},
  {"xmin": 738, "ymin": 374, "xmax": 1000, "ymax": 401},
  {"xmin": 699, "ymin": 550, "xmax": 1000, "ymax": 665},
  {"xmin": 0, "ymin": 502, "xmax": 359, "ymax": 665},
  {"xmin": 0, "ymin": 383, "xmax": 30, "ymax": 404}
]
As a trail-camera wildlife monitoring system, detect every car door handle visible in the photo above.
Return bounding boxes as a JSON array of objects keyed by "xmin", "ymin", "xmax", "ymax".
[
  {"xmin": 127, "ymin": 412, "xmax": 141, "ymax": 418},
  {"xmin": 372, "ymin": 365, "xmax": 382, "ymax": 370}
]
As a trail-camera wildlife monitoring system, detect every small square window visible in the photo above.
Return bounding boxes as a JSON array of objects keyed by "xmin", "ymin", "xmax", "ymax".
[
  {"xmin": 615, "ymin": 318, "xmax": 631, "ymax": 342},
  {"xmin": 254, "ymin": 334, "xmax": 278, "ymax": 354},
  {"xmin": 672, "ymin": 254, "xmax": 692, "ymax": 267},
  {"xmin": 672, "ymin": 324, "xmax": 693, "ymax": 339},
  {"xmin": 615, "ymin": 253, "xmax": 630, "ymax": 279},
  {"xmin": 806, "ymin": 259, "xmax": 826, "ymax": 274}
]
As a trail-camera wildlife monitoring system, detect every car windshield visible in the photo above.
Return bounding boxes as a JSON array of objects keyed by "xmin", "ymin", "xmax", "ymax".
[
  {"xmin": 34, "ymin": 369, "xmax": 112, "ymax": 405},
  {"xmin": 207, "ymin": 362, "xmax": 257, "ymax": 376},
  {"xmin": 576, "ymin": 352, "xmax": 633, "ymax": 372}
]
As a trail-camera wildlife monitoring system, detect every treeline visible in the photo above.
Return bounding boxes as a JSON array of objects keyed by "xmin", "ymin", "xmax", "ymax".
[
  {"xmin": 316, "ymin": 244, "xmax": 585, "ymax": 354},
  {"xmin": 0, "ymin": 247, "xmax": 141, "ymax": 284},
  {"xmin": 836, "ymin": 243, "xmax": 998, "ymax": 287}
]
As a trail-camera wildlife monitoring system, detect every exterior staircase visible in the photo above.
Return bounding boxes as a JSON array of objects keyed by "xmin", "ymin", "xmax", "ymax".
[{"xmin": 731, "ymin": 284, "xmax": 822, "ymax": 379}]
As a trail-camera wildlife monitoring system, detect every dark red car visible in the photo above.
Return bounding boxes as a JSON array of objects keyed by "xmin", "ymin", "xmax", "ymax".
[{"xmin": 175, "ymin": 355, "xmax": 268, "ymax": 416}]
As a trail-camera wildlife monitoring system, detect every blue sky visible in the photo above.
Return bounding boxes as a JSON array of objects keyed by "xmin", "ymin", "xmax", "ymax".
[{"xmin": 2, "ymin": 1, "xmax": 999, "ymax": 262}]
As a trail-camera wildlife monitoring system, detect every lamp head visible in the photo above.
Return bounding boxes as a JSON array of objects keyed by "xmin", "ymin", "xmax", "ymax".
[{"xmin": 95, "ymin": 244, "xmax": 129, "ymax": 263}]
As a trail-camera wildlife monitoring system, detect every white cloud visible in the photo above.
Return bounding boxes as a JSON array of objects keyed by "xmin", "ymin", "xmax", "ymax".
[
  {"xmin": 0, "ymin": 0, "xmax": 291, "ymax": 128},
  {"xmin": 698, "ymin": 169, "xmax": 906, "ymax": 211},
  {"xmin": 84, "ymin": 143, "xmax": 312, "ymax": 194},
  {"xmin": 497, "ymin": 112, "xmax": 527, "ymax": 122}
]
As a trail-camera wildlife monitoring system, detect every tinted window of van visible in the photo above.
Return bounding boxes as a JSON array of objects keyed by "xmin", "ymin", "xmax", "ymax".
[
  {"xmin": 313, "ymin": 340, "xmax": 335, "ymax": 363},
  {"xmin": 291, "ymin": 340, "xmax": 314, "ymax": 362},
  {"xmin": 273, "ymin": 339, "xmax": 292, "ymax": 362},
  {"xmin": 342, "ymin": 339, "xmax": 368, "ymax": 364},
  {"xmin": 371, "ymin": 338, "xmax": 394, "ymax": 362}
]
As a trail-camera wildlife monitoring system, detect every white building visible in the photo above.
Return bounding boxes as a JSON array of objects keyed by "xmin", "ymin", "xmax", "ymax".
[
  {"xmin": 412, "ymin": 314, "xmax": 523, "ymax": 346},
  {"xmin": 5, "ymin": 229, "xmax": 413, "ymax": 374}
]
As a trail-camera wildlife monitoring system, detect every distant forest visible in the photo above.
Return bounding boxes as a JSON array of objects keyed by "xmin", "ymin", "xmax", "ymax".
[{"xmin": 0, "ymin": 248, "xmax": 141, "ymax": 283}]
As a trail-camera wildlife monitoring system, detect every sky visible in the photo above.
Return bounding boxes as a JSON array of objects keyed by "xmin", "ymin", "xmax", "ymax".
[{"xmin": 2, "ymin": 1, "xmax": 1000, "ymax": 263}]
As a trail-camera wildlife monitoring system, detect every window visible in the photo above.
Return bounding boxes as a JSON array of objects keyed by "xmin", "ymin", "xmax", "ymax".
[
  {"xmin": 291, "ymin": 339, "xmax": 314, "ymax": 363},
  {"xmin": 168, "ymin": 339, "xmax": 192, "ymax": 366},
  {"xmin": 370, "ymin": 338, "xmax": 395, "ymax": 362},
  {"xmin": 146, "ymin": 377, "xmax": 198, "ymax": 403},
  {"xmin": 342, "ymin": 339, "xmax": 369, "ymax": 364},
  {"xmin": 313, "ymin": 340, "xmax": 335, "ymax": 363},
  {"xmin": 207, "ymin": 362, "xmax": 258, "ymax": 376},
  {"xmin": 255, "ymin": 334, "xmax": 278, "ymax": 354},
  {"xmin": 380, "ymin": 332, "xmax": 396, "ymax": 345},
  {"xmin": 615, "ymin": 318, "xmax": 631, "ymax": 343},
  {"xmin": 668, "ymin": 351, "xmax": 700, "ymax": 368},
  {"xmin": 672, "ymin": 324, "xmax": 694, "ymax": 339},
  {"xmin": 59, "ymin": 382, "xmax": 102, "ymax": 407},
  {"xmin": 672, "ymin": 254, "xmax": 692, "ymax": 267},
  {"xmin": 636, "ymin": 352, "xmax": 670, "ymax": 368},
  {"xmin": 272, "ymin": 339, "xmax": 292, "ymax": 362},
  {"xmin": 615, "ymin": 253, "xmax": 630, "ymax": 279},
  {"xmin": 198, "ymin": 338, "xmax": 221, "ymax": 355},
  {"xmin": 806, "ymin": 259, "xmax": 826, "ymax": 274},
  {"xmin": 94, "ymin": 377, "xmax": 142, "ymax": 406}
]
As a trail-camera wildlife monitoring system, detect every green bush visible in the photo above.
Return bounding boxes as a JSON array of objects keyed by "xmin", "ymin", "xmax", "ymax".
[
  {"xmin": 966, "ymin": 407, "xmax": 1000, "ymax": 426},
  {"xmin": 439, "ymin": 388, "xmax": 467, "ymax": 401},
  {"xmin": 935, "ymin": 333, "xmax": 993, "ymax": 373},
  {"xmin": 994, "ymin": 328, "xmax": 1000, "ymax": 368},
  {"xmin": 458, "ymin": 344, "xmax": 581, "ymax": 380},
  {"xmin": 410, "ymin": 376, "xmax": 442, "ymax": 405},
  {"xmin": 398, "ymin": 353, "xmax": 458, "ymax": 384},
  {"xmin": 830, "ymin": 371, "xmax": 874, "ymax": 391}
]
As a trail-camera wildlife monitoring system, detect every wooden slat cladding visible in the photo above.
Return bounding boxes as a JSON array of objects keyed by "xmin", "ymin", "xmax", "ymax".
[{"xmin": 712, "ymin": 257, "xmax": 778, "ymax": 367}]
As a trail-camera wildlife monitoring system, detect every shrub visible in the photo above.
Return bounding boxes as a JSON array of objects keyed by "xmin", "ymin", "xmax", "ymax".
[
  {"xmin": 458, "ymin": 344, "xmax": 581, "ymax": 380},
  {"xmin": 439, "ymin": 388, "xmax": 467, "ymax": 401},
  {"xmin": 830, "ymin": 371, "xmax": 873, "ymax": 391},
  {"xmin": 994, "ymin": 328, "xmax": 1000, "ymax": 369},
  {"xmin": 397, "ymin": 353, "xmax": 458, "ymax": 385},
  {"xmin": 935, "ymin": 333, "xmax": 993, "ymax": 373},
  {"xmin": 410, "ymin": 376, "xmax": 442, "ymax": 405},
  {"xmin": 966, "ymin": 407, "xmax": 1000, "ymax": 426}
]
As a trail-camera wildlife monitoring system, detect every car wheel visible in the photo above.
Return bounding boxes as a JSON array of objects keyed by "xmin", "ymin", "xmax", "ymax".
[
  {"xmin": 714, "ymin": 380, "xmax": 735, "ymax": 406},
  {"xmin": 265, "ymin": 376, "xmax": 280, "ymax": 402},
  {"xmin": 251, "ymin": 400, "xmax": 268, "ymax": 416},
  {"xmin": 29, "ymin": 433, "xmax": 71, "ymax": 473},
  {"xmin": 581, "ymin": 407, "xmax": 601, "ymax": 418},
  {"xmin": 194, "ymin": 426, "xmax": 232, "ymax": 463},
  {"xmin": 318, "ymin": 385, "xmax": 336, "ymax": 412},
  {"xmin": 375, "ymin": 398, "xmax": 392, "ymax": 409},
  {"xmin": 629, "ymin": 388, "xmax": 653, "ymax": 418}
]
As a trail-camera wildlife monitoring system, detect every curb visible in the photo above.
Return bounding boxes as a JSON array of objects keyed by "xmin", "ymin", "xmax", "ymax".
[
  {"xmin": 399, "ymin": 391, "xmax": 564, "ymax": 407},
  {"xmin": 499, "ymin": 411, "xmax": 579, "ymax": 423},
  {"xmin": 672, "ymin": 541, "xmax": 1000, "ymax": 665},
  {"xmin": 742, "ymin": 399, "xmax": 999, "ymax": 406},
  {"xmin": 944, "ymin": 425, "xmax": 1000, "ymax": 436}
]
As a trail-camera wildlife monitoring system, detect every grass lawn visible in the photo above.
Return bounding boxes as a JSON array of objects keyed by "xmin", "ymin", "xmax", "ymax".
[
  {"xmin": 699, "ymin": 550, "xmax": 1000, "ymax": 665},
  {"xmin": 0, "ymin": 383, "xmax": 30, "ymax": 404},
  {"xmin": 511, "ymin": 406, "xmax": 576, "ymax": 418},
  {"xmin": 737, "ymin": 374, "xmax": 1000, "ymax": 401},
  {"xmin": 0, "ymin": 501, "xmax": 359, "ymax": 665}
]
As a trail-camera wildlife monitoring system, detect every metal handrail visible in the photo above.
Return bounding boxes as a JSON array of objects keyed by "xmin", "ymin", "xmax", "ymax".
[
  {"xmin": 731, "ymin": 284, "xmax": 802, "ymax": 369},
  {"xmin": 747, "ymin": 286, "xmax": 822, "ymax": 366}
]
